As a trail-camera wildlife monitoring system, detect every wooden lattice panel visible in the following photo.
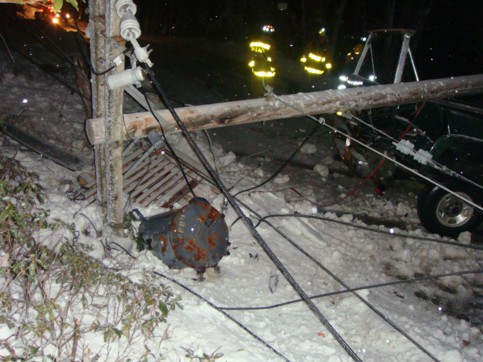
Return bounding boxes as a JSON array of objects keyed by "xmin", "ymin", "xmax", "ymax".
[{"xmin": 80, "ymin": 142, "xmax": 207, "ymax": 208}]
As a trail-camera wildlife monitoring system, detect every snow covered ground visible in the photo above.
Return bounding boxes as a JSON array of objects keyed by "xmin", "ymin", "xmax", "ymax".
[{"xmin": 1, "ymin": 18, "xmax": 482, "ymax": 362}]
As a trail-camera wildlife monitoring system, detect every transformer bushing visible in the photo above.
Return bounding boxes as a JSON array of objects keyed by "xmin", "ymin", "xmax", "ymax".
[{"xmin": 136, "ymin": 198, "xmax": 230, "ymax": 277}]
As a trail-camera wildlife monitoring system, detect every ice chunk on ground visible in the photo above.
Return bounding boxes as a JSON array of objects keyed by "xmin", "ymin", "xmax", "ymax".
[
  {"xmin": 301, "ymin": 143, "xmax": 317, "ymax": 154},
  {"xmin": 314, "ymin": 163, "xmax": 329, "ymax": 177}
]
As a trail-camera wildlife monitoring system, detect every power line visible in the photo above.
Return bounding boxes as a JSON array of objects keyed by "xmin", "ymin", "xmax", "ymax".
[
  {"xmin": 152, "ymin": 270, "xmax": 291, "ymax": 362},
  {"xmin": 234, "ymin": 121, "xmax": 322, "ymax": 196},
  {"xmin": 143, "ymin": 66, "xmax": 363, "ymax": 362},
  {"xmin": 256, "ymin": 213, "xmax": 483, "ymax": 251},
  {"xmin": 239, "ymin": 199, "xmax": 440, "ymax": 361},
  {"xmin": 219, "ymin": 270, "xmax": 482, "ymax": 311},
  {"xmin": 265, "ymin": 89, "xmax": 483, "ymax": 212},
  {"xmin": 143, "ymin": 90, "xmax": 196, "ymax": 199}
]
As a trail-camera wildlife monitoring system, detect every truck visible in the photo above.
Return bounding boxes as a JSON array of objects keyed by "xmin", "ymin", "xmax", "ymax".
[{"xmin": 333, "ymin": 29, "xmax": 482, "ymax": 238}]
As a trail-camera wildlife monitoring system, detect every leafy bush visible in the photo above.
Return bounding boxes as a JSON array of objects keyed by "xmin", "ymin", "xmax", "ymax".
[
  {"xmin": 0, "ymin": 157, "xmax": 47, "ymax": 252},
  {"xmin": 0, "ymin": 157, "xmax": 181, "ymax": 360}
]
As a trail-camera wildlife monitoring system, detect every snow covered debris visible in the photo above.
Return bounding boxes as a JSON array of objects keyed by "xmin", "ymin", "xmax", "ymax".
[
  {"xmin": 1, "ymin": 24, "xmax": 482, "ymax": 362},
  {"xmin": 300, "ymin": 142, "xmax": 317, "ymax": 154}
]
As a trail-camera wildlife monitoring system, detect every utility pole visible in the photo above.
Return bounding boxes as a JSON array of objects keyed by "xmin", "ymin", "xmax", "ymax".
[
  {"xmin": 88, "ymin": 0, "xmax": 126, "ymax": 235},
  {"xmin": 86, "ymin": 74, "xmax": 483, "ymax": 145}
]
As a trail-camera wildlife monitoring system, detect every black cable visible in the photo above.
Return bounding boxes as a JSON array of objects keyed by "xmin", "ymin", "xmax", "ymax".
[
  {"xmin": 72, "ymin": 17, "xmax": 115, "ymax": 76},
  {"xmin": 239, "ymin": 199, "xmax": 440, "ymax": 361},
  {"xmin": 71, "ymin": 223, "xmax": 80, "ymax": 244},
  {"xmin": 73, "ymin": 211, "xmax": 101, "ymax": 237},
  {"xmin": 57, "ymin": 85, "xmax": 70, "ymax": 118},
  {"xmin": 83, "ymin": 47, "xmax": 129, "ymax": 75},
  {"xmin": 152, "ymin": 270, "xmax": 291, "ymax": 362},
  {"xmin": 109, "ymin": 223, "xmax": 287, "ymax": 360},
  {"xmin": 142, "ymin": 90, "xmax": 196, "ymax": 199},
  {"xmin": 90, "ymin": 64, "xmax": 116, "ymax": 76},
  {"xmin": 19, "ymin": 21, "xmax": 76, "ymax": 67},
  {"xmin": 234, "ymin": 121, "xmax": 322, "ymax": 196},
  {"xmin": 143, "ymin": 65, "xmax": 363, "ymax": 362},
  {"xmin": 32, "ymin": 17, "xmax": 120, "ymax": 76},
  {"xmin": 8, "ymin": 44, "xmax": 85, "ymax": 98},
  {"xmin": 0, "ymin": 32, "xmax": 15, "ymax": 65},
  {"xmin": 21, "ymin": 17, "xmax": 119, "ymax": 87},
  {"xmin": 65, "ymin": 188, "xmax": 86, "ymax": 201},
  {"xmin": 108, "ymin": 241, "xmax": 138, "ymax": 259},
  {"xmin": 203, "ymin": 129, "xmax": 220, "ymax": 175},
  {"xmin": 256, "ymin": 213, "xmax": 483, "ymax": 251},
  {"xmin": 219, "ymin": 269, "xmax": 482, "ymax": 311}
]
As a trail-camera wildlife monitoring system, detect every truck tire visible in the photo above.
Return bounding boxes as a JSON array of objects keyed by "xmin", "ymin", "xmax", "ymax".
[{"xmin": 417, "ymin": 182, "xmax": 482, "ymax": 238}]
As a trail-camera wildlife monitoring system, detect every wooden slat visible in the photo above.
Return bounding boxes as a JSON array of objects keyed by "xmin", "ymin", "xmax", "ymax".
[
  {"xmin": 80, "ymin": 143, "xmax": 211, "ymax": 208},
  {"xmin": 137, "ymin": 173, "xmax": 183, "ymax": 206}
]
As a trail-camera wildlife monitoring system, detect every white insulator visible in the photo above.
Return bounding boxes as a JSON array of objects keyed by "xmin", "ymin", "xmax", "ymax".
[
  {"xmin": 120, "ymin": 12, "xmax": 141, "ymax": 41},
  {"xmin": 116, "ymin": 0, "xmax": 137, "ymax": 17},
  {"xmin": 107, "ymin": 67, "xmax": 144, "ymax": 90},
  {"xmin": 414, "ymin": 149, "xmax": 433, "ymax": 165},
  {"xmin": 394, "ymin": 139, "xmax": 415, "ymax": 156},
  {"xmin": 131, "ymin": 38, "xmax": 153, "ymax": 67}
]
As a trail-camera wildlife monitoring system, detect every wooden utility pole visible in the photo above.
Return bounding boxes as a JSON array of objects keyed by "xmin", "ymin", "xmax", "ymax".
[
  {"xmin": 86, "ymin": 74, "xmax": 483, "ymax": 145},
  {"xmin": 88, "ymin": 0, "xmax": 125, "ymax": 234}
]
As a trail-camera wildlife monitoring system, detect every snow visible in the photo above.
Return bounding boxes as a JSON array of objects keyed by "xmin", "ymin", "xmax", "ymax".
[{"xmin": 1, "ymin": 20, "xmax": 482, "ymax": 362}]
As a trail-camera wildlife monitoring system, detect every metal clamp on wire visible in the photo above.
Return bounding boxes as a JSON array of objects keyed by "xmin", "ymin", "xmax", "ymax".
[
  {"xmin": 147, "ymin": 129, "xmax": 165, "ymax": 150},
  {"xmin": 130, "ymin": 208, "xmax": 146, "ymax": 222}
]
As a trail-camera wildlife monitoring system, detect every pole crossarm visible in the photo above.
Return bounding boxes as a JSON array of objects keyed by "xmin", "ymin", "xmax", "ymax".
[{"xmin": 86, "ymin": 74, "xmax": 483, "ymax": 145}]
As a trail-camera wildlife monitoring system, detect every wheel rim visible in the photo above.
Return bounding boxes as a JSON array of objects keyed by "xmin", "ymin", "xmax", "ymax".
[{"xmin": 435, "ymin": 192, "xmax": 474, "ymax": 228}]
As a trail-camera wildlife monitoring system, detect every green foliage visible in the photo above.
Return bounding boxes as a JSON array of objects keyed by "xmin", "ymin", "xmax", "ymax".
[
  {"xmin": 0, "ymin": 157, "xmax": 48, "ymax": 251},
  {"xmin": 45, "ymin": 0, "xmax": 84, "ymax": 12},
  {"xmin": 10, "ymin": 248, "xmax": 48, "ymax": 281},
  {"xmin": 58, "ymin": 243, "xmax": 182, "ymax": 341},
  {"xmin": 183, "ymin": 347, "xmax": 224, "ymax": 361},
  {"xmin": 1, "ymin": 241, "xmax": 181, "ymax": 359},
  {"xmin": 0, "ymin": 156, "xmax": 181, "ymax": 359}
]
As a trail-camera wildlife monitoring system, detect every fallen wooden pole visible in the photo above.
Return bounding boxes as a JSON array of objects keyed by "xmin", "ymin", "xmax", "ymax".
[{"xmin": 86, "ymin": 74, "xmax": 483, "ymax": 145}]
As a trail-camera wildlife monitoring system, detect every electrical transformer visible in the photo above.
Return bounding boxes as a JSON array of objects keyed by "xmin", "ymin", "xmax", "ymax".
[{"xmin": 134, "ymin": 198, "xmax": 230, "ymax": 278}]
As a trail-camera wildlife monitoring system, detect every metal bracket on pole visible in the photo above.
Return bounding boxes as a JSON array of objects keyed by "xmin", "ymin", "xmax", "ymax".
[{"xmin": 124, "ymin": 85, "xmax": 171, "ymax": 129}]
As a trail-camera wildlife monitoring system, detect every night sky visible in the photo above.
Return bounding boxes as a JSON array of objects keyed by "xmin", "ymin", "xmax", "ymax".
[{"xmin": 2, "ymin": 1, "xmax": 480, "ymax": 80}]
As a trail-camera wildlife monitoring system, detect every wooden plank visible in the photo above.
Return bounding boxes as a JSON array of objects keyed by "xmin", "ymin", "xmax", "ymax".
[
  {"xmin": 157, "ymin": 178, "xmax": 197, "ymax": 206},
  {"xmin": 82, "ymin": 146, "xmax": 146, "ymax": 190},
  {"xmin": 161, "ymin": 179, "xmax": 199, "ymax": 208},
  {"xmin": 134, "ymin": 169, "xmax": 182, "ymax": 204},
  {"xmin": 128, "ymin": 168, "xmax": 177, "ymax": 198},
  {"xmin": 124, "ymin": 162, "xmax": 176, "ymax": 195},
  {"xmin": 79, "ymin": 144, "xmax": 204, "ymax": 208},
  {"xmin": 137, "ymin": 175, "xmax": 183, "ymax": 206}
]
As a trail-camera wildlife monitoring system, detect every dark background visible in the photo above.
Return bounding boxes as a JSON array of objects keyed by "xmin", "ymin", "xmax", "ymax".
[{"xmin": 133, "ymin": 0, "xmax": 482, "ymax": 80}]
